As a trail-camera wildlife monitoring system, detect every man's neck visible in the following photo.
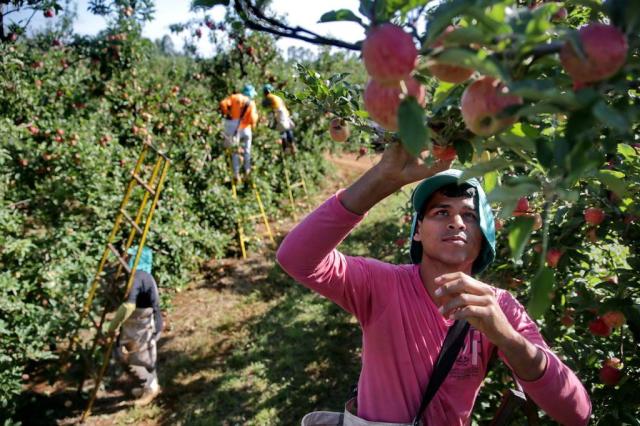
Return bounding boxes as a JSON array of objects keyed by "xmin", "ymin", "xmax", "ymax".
[{"xmin": 418, "ymin": 257, "xmax": 473, "ymax": 302}]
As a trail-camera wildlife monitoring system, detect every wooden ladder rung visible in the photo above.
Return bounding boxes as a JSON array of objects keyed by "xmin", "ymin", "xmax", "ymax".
[
  {"xmin": 145, "ymin": 141, "xmax": 170, "ymax": 161},
  {"xmin": 131, "ymin": 172, "xmax": 156, "ymax": 196},
  {"xmin": 247, "ymin": 214, "xmax": 262, "ymax": 221},
  {"xmin": 107, "ymin": 244, "xmax": 131, "ymax": 274},
  {"xmin": 290, "ymin": 182, "xmax": 304, "ymax": 188},
  {"xmin": 120, "ymin": 209, "xmax": 143, "ymax": 234}
]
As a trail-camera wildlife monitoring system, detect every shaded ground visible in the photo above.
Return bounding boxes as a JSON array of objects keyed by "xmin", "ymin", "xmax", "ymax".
[{"xmin": 21, "ymin": 152, "xmax": 389, "ymax": 426}]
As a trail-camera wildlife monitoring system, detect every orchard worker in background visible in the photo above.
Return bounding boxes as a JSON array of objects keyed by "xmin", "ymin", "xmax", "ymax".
[
  {"xmin": 108, "ymin": 245, "xmax": 163, "ymax": 406},
  {"xmin": 219, "ymin": 84, "xmax": 259, "ymax": 182},
  {"xmin": 261, "ymin": 83, "xmax": 295, "ymax": 155},
  {"xmin": 276, "ymin": 141, "xmax": 591, "ymax": 425}
]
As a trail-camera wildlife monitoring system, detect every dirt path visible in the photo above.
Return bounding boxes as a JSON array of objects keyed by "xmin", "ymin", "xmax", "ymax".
[{"xmin": 47, "ymin": 151, "xmax": 379, "ymax": 425}]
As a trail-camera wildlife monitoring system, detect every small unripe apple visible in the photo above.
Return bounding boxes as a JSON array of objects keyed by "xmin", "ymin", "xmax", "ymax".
[
  {"xmin": 584, "ymin": 207, "xmax": 605, "ymax": 225},
  {"xmin": 329, "ymin": 118, "xmax": 350, "ymax": 142}
]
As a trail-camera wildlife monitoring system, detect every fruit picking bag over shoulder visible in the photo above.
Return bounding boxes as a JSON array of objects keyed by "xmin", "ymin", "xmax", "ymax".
[
  {"xmin": 300, "ymin": 320, "xmax": 470, "ymax": 426},
  {"xmin": 301, "ymin": 398, "xmax": 417, "ymax": 426}
]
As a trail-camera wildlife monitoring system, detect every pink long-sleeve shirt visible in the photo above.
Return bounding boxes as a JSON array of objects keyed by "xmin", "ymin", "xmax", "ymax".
[{"xmin": 276, "ymin": 193, "xmax": 591, "ymax": 425}]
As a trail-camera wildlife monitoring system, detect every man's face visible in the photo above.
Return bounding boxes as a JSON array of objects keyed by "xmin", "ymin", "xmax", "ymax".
[{"xmin": 413, "ymin": 191, "xmax": 483, "ymax": 271}]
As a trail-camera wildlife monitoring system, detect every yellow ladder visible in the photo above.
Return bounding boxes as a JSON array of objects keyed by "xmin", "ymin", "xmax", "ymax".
[
  {"xmin": 225, "ymin": 149, "xmax": 274, "ymax": 259},
  {"xmin": 65, "ymin": 140, "xmax": 171, "ymax": 422},
  {"xmin": 281, "ymin": 150, "xmax": 309, "ymax": 220}
]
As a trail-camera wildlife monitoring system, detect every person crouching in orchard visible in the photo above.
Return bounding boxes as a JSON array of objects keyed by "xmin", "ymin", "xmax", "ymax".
[
  {"xmin": 108, "ymin": 245, "xmax": 163, "ymax": 406},
  {"xmin": 261, "ymin": 83, "xmax": 295, "ymax": 155},
  {"xmin": 276, "ymin": 142, "xmax": 591, "ymax": 425},
  {"xmin": 219, "ymin": 84, "xmax": 259, "ymax": 182}
]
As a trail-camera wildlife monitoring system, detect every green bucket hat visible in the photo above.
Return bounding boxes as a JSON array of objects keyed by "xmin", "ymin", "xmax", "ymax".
[{"xmin": 409, "ymin": 169, "xmax": 496, "ymax": 275}]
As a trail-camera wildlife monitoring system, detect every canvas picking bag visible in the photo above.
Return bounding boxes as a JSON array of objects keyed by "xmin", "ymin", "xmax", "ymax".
[{"xmin": 301, "ymin": 320, "xmax": 471, "ymax": 426}]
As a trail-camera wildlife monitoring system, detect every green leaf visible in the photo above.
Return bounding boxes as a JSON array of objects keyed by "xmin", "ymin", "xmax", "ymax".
[
  {"xmin": 618, "ymin": 143, "xmax": 637, "ymax": 160},
  {"xmin": 191, "ymin": 0, "xmax": 229, "ymax": 10},
  {"xmin": 535, "ymin": 138, "xmax": 554, "ymax": 169},
  {"xmin": 426, "ymin": 48, "xmax": 506, "ymax": 80},
  {"xmin": 597, "ymin": 169, "xmax": 629, "ymax": 197},
  {"xmin": 528, "ymin": 267, "xmax": 555, "ymax": 319},
  {"xmin": 508, "ymin": 216, "xmax": 535, "ymax": 263},
  {"xmin": 509, "ymin": 80, "xmax": 580, "ymax": 108},
  {"xmin": 488, "ymin": 182, "xmax": 538, "ymax": 204},
  {"xmin": 459, "ymin": 157, "xmax": 510, "ymax": 181},
  {"xmin": 432, "ymin": 81, "xmax": 456, "ymax": 109},
  {"xmin": 593, "ymin": 101, "xmax": 630, "ymax": 133},
  {"xmin": 382, "ymin": 0, "xmax": 430, "ymax": 16},
  {"xmin": 483, "ymin": 170, "xmax": 498, "ymax": 194},
  {"xmin": 440, "ymin": 26, "xmax": 491, "ymax": 46},
  {"xmin": 605, "ymin": 0, "xmax": 640, "ymax": 33},
  {"xmin": 398, "ymin": 97, "xmax": 429, "ymax": 158},
  {"xmin": 319, "ymin": 9, "xmax": 364, "ymax": 25},
  {"xmin": 424, "ymin": 0, "xmax": 476, "ymax": 45},
  {"xmin": 453, "ymin": 139, "xmax": 473, "ymax": 164}
]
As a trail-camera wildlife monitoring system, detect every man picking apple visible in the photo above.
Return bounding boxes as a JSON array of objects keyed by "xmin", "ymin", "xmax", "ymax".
[
  {"xmin": 219, "ymin": 84, "xmax": 259, "ymax": 182},
  {"xmin": 261, "ymin": 83, "xmax": 296, "ymax": 154},
  {"xmin": 277, "ymin": 142, "xmax": 591, "ymax": 425}
]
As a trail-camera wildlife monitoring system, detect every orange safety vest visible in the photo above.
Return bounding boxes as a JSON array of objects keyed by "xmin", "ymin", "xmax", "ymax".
[{"xmin": 219, "ymin": 94, "xmax": 258, "ymax": 129}]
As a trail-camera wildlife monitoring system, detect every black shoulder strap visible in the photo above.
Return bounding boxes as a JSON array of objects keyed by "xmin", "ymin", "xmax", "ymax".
[
  {"xmin": 233, "ymin": 99, "xmax": 252, "ymax": 136},
  {"xmin": 412, "ymin": 320, "xmax": 470, "ymax": 426}
]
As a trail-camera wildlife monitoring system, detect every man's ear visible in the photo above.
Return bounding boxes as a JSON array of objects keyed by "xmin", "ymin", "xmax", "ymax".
[{"xmin": 413, "ymin": 219, "xmax": 421, "ymax": 242}]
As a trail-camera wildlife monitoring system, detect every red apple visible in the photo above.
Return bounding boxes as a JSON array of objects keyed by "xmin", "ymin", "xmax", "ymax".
[
  {"xmin": 560, "ymin": 23, "xmax": 628, "ymax": 84},
  {"xmin": 461, "ymin": 77, "xmax": 523, "ymax": 136},
  {"xmin": 513, "ymin": 197, "xmax": 530, "ymax": 216},
  {"xmin": 588, "ymin": 317, "xmax": 612, "ymax": 337},
  {"xmin": 426, "ymin": 26, "xmax": 474, "ymax": 83},
  {"xmin": 431, "ymin": 144, "xmax": 457, "ymax": 162},
  {"xmin": 44, "ymin": 8, "xmax": 55, "ymax": 18},
  {"xmin": 584, "ymin": 207, "xmax": 605, "ymax": 225},
  {"xmin": 552, "ymin": 7, "xmax": 568, "ymax": 22},
  {"xmin": 362, "ymin": 24, "xmax": 417, "ymax": 83},
  {"xmin": 599, "ymin": 358, "xmax": 622, "ymax": 386},
  {"xmin": 546, "ymin": 248, "xmax": 563, "ymax": 268},
  {"xmin": 363, "ymin": 77, "xmax": 425, "ymax": 131},
  {"xmin": 602, "ymin": 311, "xmax": 625, "ymax": 329}
]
